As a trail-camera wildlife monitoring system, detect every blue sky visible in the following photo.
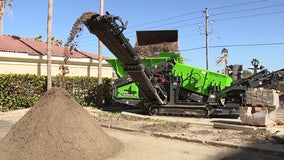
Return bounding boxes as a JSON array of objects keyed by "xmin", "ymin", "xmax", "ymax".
[{"xmin": 3, "ymin": 0, "xmax": 284, "ymax": 72}]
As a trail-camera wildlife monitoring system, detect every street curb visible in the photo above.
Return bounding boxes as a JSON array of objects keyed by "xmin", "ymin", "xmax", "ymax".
[
  {"xmin": 100, "ymin": 124, "xmax": 147, "ymax": 133},
  {"xmin": 100, "ymin": 124, "xmax": 284, "ymax": 157}
]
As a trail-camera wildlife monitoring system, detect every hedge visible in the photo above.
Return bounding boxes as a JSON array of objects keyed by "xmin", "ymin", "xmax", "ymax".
[{"xmin": 0, "ymin": 74, "xmax": 112, "ymax": 111}]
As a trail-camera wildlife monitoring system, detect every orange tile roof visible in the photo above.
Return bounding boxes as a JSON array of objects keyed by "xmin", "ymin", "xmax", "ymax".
[{"xmin": 0, "ymin": 35, "xmax": 104, "ymax": 60}]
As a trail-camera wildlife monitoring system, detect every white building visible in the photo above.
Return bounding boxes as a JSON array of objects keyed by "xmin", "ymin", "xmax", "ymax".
[{"xmin": 0, "ymin": 35, "xmax": 113, "ymax": 77}]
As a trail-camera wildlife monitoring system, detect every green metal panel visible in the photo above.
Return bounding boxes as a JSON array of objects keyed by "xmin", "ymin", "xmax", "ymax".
[
  {"xmin": 105, "ymin": 59, "xmax": 127, "ymax": 78},
  {"xmin": 157, "ymin": 52, "xmax": 182, "ymax": 63},
  {"xmin": 116, "ymin": 83, "xmax": 140, "ymax": 98},
  {"xmin": 106, "ymin": 52, "xmax": 181, "ymax": 78},
  {"xmin": 172, "ymin": 63, "xmax": 233, "ymax": 96},
  {"xmin": 107, "ymin": 52, "xmax": 183, "ymax": 99},
  {"xmin": 107, "ymin": 52, "xmax": 233, "ymax": 98}
]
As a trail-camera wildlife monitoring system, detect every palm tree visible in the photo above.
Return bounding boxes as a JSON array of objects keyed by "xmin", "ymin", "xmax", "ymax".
[
  {"xmin": 51, "ymin": 37, "xmax": 63, "ymax": 46},
  {"xmin": 242, "ymin": 70, "xmax": 253, "ymax": 78},
  {"xmin": 33, "ymin": 36, "xmax": 63, "ymax": 46},
  {"xmin": 47, "ymin": 0, "xmax": 53, "ymax": 90},
  {"xmin": 0, "ymin": 0, "xmax": 13, "ymax": 35},
  {"xmin": 216, "ymin": 48, "xmax": 229, "ymax": 74},
  {"xmin": 33, "ymin": 35, "xmax": 43, "ymax": 42}
]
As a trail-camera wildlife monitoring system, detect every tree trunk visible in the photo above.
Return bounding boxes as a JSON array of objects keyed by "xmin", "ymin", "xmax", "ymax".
[
  {"xmin": 47, "ymin": 0, "xmax": 53, "ymax": 90},
  {"xmin": 0, "ymin": 0, "xmax": 5, "ymax": 35},
  {"xmin": 97, "ymin": 0, "xmax": 104, "ymax": 84},
  {"xmin": 224, "ymin": 60, "xmax": 228, "ymax": 75}
]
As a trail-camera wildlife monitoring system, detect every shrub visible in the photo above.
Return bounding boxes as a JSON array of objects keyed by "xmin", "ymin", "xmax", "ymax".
[
  {"xmin": 0, "ymin": 74, "xmax": 113, "ymax": 111},
  {"xmin": 0, "ymin": 74, "xmax": 45, "ymax": 111}
]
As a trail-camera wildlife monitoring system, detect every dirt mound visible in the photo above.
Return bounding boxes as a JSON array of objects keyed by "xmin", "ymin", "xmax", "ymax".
[{"xmin": 0, "ymin": 87, "xmax": 121, "ymax": 160}]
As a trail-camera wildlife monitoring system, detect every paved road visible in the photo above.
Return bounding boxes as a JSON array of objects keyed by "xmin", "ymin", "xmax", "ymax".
[
  {"xmin": 0, "ymin": 109, "xmax": 283, "ymax": 160},
  {"xmin": 0, "ymin": 109, "xmax": 29, "ymax": 138},
  {"xmin": 105, "ymin": 128, "xmax": 283, "ymax": 160}
]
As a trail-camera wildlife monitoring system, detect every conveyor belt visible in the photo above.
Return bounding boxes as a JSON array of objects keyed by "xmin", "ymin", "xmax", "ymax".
[{"xmin": 84, "ymin": 12, "xmax": 165, "ymax": 104}]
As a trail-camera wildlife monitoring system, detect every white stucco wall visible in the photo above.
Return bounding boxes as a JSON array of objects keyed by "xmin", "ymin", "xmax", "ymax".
[{"xmin": 0, "ymin": 51, "xmax": 114, "ymax": 78}]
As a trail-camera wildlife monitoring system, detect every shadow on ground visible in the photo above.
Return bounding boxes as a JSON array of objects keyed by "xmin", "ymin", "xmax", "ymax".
[
  {"xmin": 97, "ymin": 105, "xmax": 284, "ymax": 159},
  {"xmin": 218, "ymin": 142, "xmax": 284, "ymax": 160},
  {"xmin": 98, "ymin": 105, "xmax": 147, "ymax": 114}
]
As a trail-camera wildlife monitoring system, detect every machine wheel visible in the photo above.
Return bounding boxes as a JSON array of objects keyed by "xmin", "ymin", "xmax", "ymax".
[{"xmin": 149, "ymin": 105, "xmax": 159, "ymax": 116}]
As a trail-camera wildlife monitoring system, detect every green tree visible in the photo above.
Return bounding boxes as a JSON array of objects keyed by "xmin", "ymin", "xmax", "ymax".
[
  {"xmin": 242, "ymin": 70, "xmax": 253, "ymax": 79},
  {"xmin": 33, "ymin": 35, "xmax": 43, "ymax": 42},
  {"xmin": 51, "ymin": 37, "xmax": 63, "ymax": 46},
  {"xmin": 33, "ymin": 36, "xmax": 63, "ymax": 46},
  {"xmin": 216, "ymin": 48, "xmax": 228, "ymax": 74}
]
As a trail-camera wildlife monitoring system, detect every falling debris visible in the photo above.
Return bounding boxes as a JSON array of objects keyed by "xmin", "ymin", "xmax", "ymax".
[
  {"xmin": 63, "ymin": 12, "xmax": 96, "ymax": 63},
  {"xmin": 134, "ymin": 30, "xmax": 179, "ymax": 57},
  {"xmin": 60, "ymin": 12, "xmax": 96, "ymax": 75},
  {"xmin": 135, "ymin": 42, "xmax": 179, "ymax": 57}
]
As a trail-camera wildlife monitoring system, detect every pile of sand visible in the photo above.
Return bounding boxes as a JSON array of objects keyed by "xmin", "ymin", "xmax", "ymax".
[{"xmin": 0, "ymin": 87, "xmax": 121, "ymax": 160}]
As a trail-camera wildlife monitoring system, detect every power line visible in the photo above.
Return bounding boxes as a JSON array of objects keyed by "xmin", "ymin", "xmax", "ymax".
[
  {"xmin": 139, "ymin": 16, "xmax": 203, "ymax": 30},
  {"xmin": 128, "ymin": 0, "xmax": 268, "ymax": 30},
  {"xmin": 211, "ymin": 0, "xmax": 268, "ymax": 11},
  {"xmin": 79, "ymin": 11, "xmax": 284, "ymax": 47},
  {"xmin": 121, "ymin": 20, "xmax": 203, "ymax": 41},
  {"xmin": 128, "ymin": 10, "xmax": 202, "ymax": 29},
  {"xmin": 211, "ymin": 42, "xmax": 284, "ymax": 48},
  {"xmin": 78, "ymin": 1, "xmax": 283, "ymax": 47},
  {"xmin": 213, "ymin": 4, "xmax": 284, "ymax": 16},
  {"xmin": 128, "ymin": 0, "xmax": 284, "ymax": 32},
  {"xmin": 214, "ymin": 10, "xmax": 284, "ymax": 22},
  {"xmin": 181, "ymin": 42, "xmax": 284, "ymax": 51}
]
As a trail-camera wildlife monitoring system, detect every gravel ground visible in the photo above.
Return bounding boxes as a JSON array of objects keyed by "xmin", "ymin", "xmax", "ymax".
[{"xmin": 1, "ymin": 107, "xmax": 284, "ymax": 160}]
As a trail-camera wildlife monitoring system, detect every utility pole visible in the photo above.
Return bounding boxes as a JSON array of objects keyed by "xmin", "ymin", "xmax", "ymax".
[
  {"xmin": 205, "ymin": 8, "xmax": 209, "ymax": 70},
  {"xmin": 97, "ymin": 0, "xmax": 104, "ymax": 84}
]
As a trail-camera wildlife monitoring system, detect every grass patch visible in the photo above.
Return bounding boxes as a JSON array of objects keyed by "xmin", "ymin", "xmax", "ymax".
[
  {"xmin": 108, "ymin": 112, "xmax": 122, "ymax": 118},
  {"xmin": 97, "ymin": 111, "xmax": 123, "ymax": 119}
]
